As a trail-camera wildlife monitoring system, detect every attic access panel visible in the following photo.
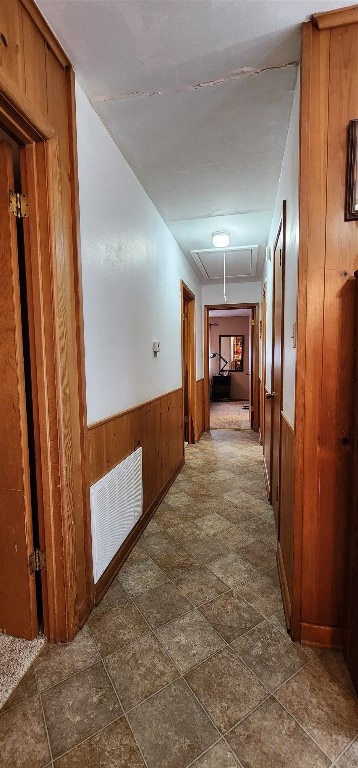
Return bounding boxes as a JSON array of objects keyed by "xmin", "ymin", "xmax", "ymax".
[{"xmin": 190, "ymin": 246, "xmax": 258, "ymax": 280}]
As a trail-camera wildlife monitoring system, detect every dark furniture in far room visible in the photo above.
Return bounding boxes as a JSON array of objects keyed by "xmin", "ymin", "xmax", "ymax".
[{"xmin": 211, "ymin": 375, "xmax": 231, "ymax": 401}]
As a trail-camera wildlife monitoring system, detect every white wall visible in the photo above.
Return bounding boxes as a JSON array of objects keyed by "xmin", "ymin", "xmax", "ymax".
[
  {"xmin": 264, "ymin": 72, "xmax": 300, "ymax": 428},
  {"xmin": 75, "ymin": 83, "xmax": 203, "ymax": 425},
  {"xmin": 202, "ymin": 281, "xmax": 261, "ymax": 307}
]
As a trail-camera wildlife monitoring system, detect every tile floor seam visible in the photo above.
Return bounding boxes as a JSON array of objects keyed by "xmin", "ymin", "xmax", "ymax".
[
  {"xmin": 0, "ymin": 687, "xmax": 39, "ymax": 717},
  {"xmin": 271, "ymin": 653, "xmax": 358, "ymax": 704},
  {"xmin": 331, "ymin": 734, "xmax": 358, "ymax": 766},
  {"xmin": 230, "ymin": 623, "xmax": 318, "ymax": 692},
  {"xmin": 311, "ymin": 660, "xmax": 358, "ymax": 699},
  {"xmin": 270, "ymin": 691, "xmax": 342, "ymax": 763},
  {"xmin": 184, "ymin": 736, "xmax": 233, "ymax": 768},
  {"xmin": 221, "ymin": 691, "xmax": 272, "ymax": 737},
  {"xmin": 196, "ymin": 584, "xmax": 264, "ymax": 616},
  {"xmin": 221, "ymin": 735, "xmax": 246, "ymax": 768},
  {"xmin": 118, "ymin": 673, "xmax": 183, "ymax": 716},
  {"xmin": 123, "ymin": 712, "xmax": 151, "ymax": 768},
  {"xmin": 87, "ymin": 605, "xmax": 155, "ymax": 660},
  {"xmin": 33, "ymin": 655, "xmax": 102, "ymax": 696},
  {"xmin": 38, "ymin": 682, "xmax": 54, "ymax": 766},
  {"xmin": 135, "ymin": 600, "xmax": 229, "ymax": 676},
  {"xmin": 45, "ymin": 714, "xmax": 125, "ymax": 766},
  {"xmin": 180, "ymin": 645, "xmax": 273, "ymax": 735},
  {"xmin": 99, "ymin": 656, "xmax": 152, "ymax": 768}
]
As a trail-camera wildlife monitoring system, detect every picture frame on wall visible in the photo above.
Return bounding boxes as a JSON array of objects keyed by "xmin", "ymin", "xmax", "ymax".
[{"xmin": 346, "ymin": 119, "xmax": 358, "ymax": 221}]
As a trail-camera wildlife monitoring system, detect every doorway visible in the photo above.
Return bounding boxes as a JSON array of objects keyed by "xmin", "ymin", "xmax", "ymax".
[
  {"xmin": 263, "ymin": 202, "xmax": 286, "ymax": 525},
  {"xmin": 204, "ymin": 304, "xmax": 260, "ymax": 433},
  {"xmin": 0, "ymin": 131, "xmax": 43, "ymax": 640},
  {"xmin": 181, "ymin": 282, "xmax": 196, "ymax": 444}
]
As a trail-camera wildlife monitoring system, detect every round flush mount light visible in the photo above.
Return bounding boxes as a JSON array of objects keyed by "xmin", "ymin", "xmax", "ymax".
[{"xmin": 212, "ymin": 231, "xmax": 230, "ymax": 248}]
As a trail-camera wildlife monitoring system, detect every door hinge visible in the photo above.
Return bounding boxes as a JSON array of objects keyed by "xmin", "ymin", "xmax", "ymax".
[
  {"xmin": 9, "ymin": 190, "xmax": 29, "ymax": 219},
  {"xmin": 29, "ymin": 549, "xmax": 46, "ymax": 574},
  {"xmin": 276, "ymin": 485, "xmax": 279, "ymax": 502}
]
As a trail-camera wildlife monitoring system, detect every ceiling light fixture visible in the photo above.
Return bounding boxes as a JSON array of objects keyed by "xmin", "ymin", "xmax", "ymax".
[{"xmin": 212, "ymin": 231, "xmax": 230, "ymax": 248}]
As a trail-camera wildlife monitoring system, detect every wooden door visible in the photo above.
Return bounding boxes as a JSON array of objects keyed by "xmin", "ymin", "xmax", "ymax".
[
  {"xmin": 0, "ymin": 141, "xmax": 38, "ymax": 639},
  {"xmin": 182, "ymin": 300, "xmax": 189, "ymax": 442},
  {"xmin": 181, "ymin": 283, "xmax": 196, "ymax": 444},
  {"xmin": 345, "ymin": 271, "xmax": 358, "ymax": 693},
  {"xmin": 271, "ymin": 207, "xmax": 286, "ymax": 526}
]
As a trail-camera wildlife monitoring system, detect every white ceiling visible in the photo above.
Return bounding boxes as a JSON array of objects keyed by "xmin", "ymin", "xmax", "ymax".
[{"xmin": 37, "ymin": 0, "xmax": 358, "ymax": 283}]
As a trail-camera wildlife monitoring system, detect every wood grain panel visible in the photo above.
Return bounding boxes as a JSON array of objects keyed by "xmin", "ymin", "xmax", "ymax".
[
  {"xmin": 295, "ymin": 14, "xmax": 358, "ymax": 647},
  {"xmin": 88, "ymin": 389, "xmax": 184, "ymax": 498},
  {"xmin": 278, "ymin": 414, "xmax": 294, "ymax": 628},
  {"xmin": 345, "ymin": 273, "xmax": 358, "ymax": 692},
  {"xmin": 313, "ymin": 6, "xmax": 358, "ymax": 30},
  {"xmin": 0, "ymin": 1, "xmax": 91, "ymax": 640},
  {"xmin": 195, "ymin": 379, "xmax": 205, "ymax": 441},
  {"xmin": 20, "ymin": 6, "xmax": 47, "ymax": 116},
  {"xmin": 0, "ymin": 1, "xmax": 24, "ymax": 87},
  {"xmin": 301, "ymin": 623, "xmax": 344, "ymax": 650},
  {"xmin": 294, "ymin": 22, "xmax": 330, "ymax": 640}
]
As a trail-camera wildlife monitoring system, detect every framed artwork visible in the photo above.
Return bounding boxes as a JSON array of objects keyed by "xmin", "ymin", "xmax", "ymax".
[
  {"xmin": 219, "ymin": 334, "xmax": 244, "ymax": 372},
  {"xmin": 346, "ymin": 119, "xmax": 358, "ymax": 221}
]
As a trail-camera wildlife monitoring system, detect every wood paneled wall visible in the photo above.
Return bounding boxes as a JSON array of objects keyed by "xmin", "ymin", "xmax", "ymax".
[
  {"xmin": 277, "ymin": 414, "xmax": 294, "ymax": 628},
  {"xmin": 88, "ymin": 389, "xmax": 184, "ymax": 499},
  {"xmin": 294, "ymin": 10, "xmax": 358, "ymax": 646},
  {"xmin": 0, "ymin": 0, "xmax": 90, "ymax": 640},
  {"xmin": 88, "ymin": 389, "xmax": 184, "ymax": 598},
  {"xmin": 195, "ymin": 379, "xmax": 205, "ymax": 441}
]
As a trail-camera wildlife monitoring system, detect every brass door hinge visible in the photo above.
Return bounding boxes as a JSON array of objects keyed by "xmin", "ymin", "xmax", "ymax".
[
  {"xmin": 29, "ymin": 549, "xmax": 46, "ymax": 574},
  {"xmin": 9, "ymin": 190, "xmax": 29, "ymax": 219}
]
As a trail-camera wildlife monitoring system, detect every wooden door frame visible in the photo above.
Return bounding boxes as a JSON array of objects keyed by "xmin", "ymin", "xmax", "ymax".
[
  {"xmin": 204, "ymin": 304, "xmax": 260, "ymax": 432},
  {"xmin": 181, "ymin": 282, "xmax": 197, "ymax": 444},
  {"xmin": 0, "ymin": 68, "xmax": 92, "ymax": 642},
  {"xmin": 260, "ymin": 282, "xmax": 267, "ymax": 446},
  {"xmin": 271, "ymin": 203, "xmax": 286, "ymax": 526}
]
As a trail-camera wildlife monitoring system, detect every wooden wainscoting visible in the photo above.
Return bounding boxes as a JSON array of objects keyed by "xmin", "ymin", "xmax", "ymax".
[
  {"xmin": 88, "ymin": 388, "xmax": 184, "ymax": 601},
  {"xmin": 277, "ymin": 413, "xmax": 295, "ymax": 630},
  {"xmin": 195, "ymin": 379, "xmax": 205, "ymax": 441}
]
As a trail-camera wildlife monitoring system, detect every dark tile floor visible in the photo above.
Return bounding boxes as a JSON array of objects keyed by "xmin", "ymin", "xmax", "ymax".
[{"xmin": 1, "ymin": 429, "xmax": 358, "ymax": 768}]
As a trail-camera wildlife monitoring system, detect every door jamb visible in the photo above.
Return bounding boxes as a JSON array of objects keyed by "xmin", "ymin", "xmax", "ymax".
[
  {"xmin": 1, "ymin": 68, "xmax": 91, "ymax": 642},
  {"xmin": 204, "ymin": 304, "xmax": 260, "ymax": 432},
  {"xmin": 181, "ymin": 282, "xmax": 196, "ymax": 444}
]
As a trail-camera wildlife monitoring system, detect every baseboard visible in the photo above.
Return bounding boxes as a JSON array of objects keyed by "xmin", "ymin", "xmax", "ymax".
[
  {"xmin": 94, "ymin": 456, "xmax": 185, "ymax": 604},
  {"xmin": 276, "ymin": 543, "xmax": 291, "ymax": 632},
  {"xmin": 300, "ymin": 622, "xmax": 344, "ymax": 650},
  {"xmin": 195, "ymin": 427, "xmax": 205, "ymax": 442}
]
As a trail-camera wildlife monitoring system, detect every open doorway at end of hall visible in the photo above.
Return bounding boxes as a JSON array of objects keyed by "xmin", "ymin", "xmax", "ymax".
[{"xmin": 204, "ymin": 304, "xmax": 260, "ymax": 433}]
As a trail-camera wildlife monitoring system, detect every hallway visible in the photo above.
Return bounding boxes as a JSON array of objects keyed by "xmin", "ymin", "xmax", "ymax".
[{"xmin": 1, "ymin": 430, "xmax": 357, "ymax": 768}]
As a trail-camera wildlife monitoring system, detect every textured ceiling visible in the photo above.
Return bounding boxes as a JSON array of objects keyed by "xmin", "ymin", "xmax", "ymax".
[{"xmin": 37, "ymin": 0, "xmax": 358, "ymax": 282}]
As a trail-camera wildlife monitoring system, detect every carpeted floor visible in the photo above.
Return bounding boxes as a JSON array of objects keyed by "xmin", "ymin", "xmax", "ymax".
[
  {"xmin": 210, "ymin": 400, "xmax": 250, "ymax": 430},
  {"xmin": 0, "ymin": 633, "xmax": 45, "ymax": 709}
]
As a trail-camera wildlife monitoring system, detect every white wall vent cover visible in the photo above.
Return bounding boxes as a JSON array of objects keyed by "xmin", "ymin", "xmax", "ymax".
[{"xmin": 90, "ymin": 447, "xmax": 143, "ymax": 583}]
